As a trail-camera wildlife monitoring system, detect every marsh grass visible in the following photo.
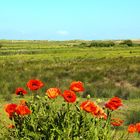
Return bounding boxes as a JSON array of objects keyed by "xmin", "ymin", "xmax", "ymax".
[{"xmin": 0, "ymin": 41, "xmax": 140, "ymax": 101}]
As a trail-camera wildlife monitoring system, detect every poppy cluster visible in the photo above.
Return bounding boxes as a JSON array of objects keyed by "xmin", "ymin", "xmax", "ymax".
[
  {"xmin": 62, "ymin": 81, "xmax": 84, "ymax": 103},
  {"xmin": 12, "ymin": 80, "xmax": 124, "ymax": 122},
  {"xmin": 5, "ymin": 104, "xmax": 17, "ymax": 118},
  {"xmin": 6, "ymin": 79, "xmax": 131, "ymax": 136},
  {"xmin": 128, "ymin": 123, "xmax": 140, "ymax": 133},
  {"xmin": 5, "ymin": 103, "xmax": 31, "ymax": 118},
  {"xmin": 80, "ymin": 100, "xmax": 107, "ymax": 119},
  {"xmin": 45, "ymin": 81, "xmax": 84, "ymax": 103},
  {"xmin": 105, "ymin": 97, "xmax": 122, "ymax": 111},
  {"xmin": 80, "ymin": 97, "xmax": 124, "ymax": 120},
  {"xmin": 15, "ymin": 79, "xmax": 44, "ymax": 96}
]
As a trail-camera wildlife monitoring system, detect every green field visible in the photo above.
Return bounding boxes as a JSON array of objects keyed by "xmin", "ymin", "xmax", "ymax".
[
  {"xmin": 0, "ymin": 40, "xmax": 140, "ymax": 139},
  {"xmin": 0, "ymin": 40, "xmax": 140, "ymax": 100}
]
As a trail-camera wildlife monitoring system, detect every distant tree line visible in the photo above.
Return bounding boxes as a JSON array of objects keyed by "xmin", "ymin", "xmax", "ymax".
[
  {"xmin": 88, "ymin": 41, "xmax": 115, "ymax": 47},
  {"xmin": 77, "ymin": 40, "xmax": 137, "ymax": 48},
  {"xmin": 0, "ymin": 39, "xmax": 139, "ymax": 48}
]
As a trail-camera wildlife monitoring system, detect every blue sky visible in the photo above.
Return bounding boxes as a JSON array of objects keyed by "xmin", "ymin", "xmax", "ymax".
[{"xmin": 0, "ymin": 0, "xmax": 140, "ymax": 40}]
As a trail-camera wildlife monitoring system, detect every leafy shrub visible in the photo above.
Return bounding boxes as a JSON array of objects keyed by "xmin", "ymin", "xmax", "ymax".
[
  {"xmin": 1, "ymin": 80, "xmax": 129, "ymax": 139},
  {"xmin": 119, "ymin": 40, "xmax": 133, "ymax": 47},
  {"xmin": 89, "ymin": 41, "xmax": 115, "ymax": 47},
  {"xmin": 79, "ymin": 42, "xmax": 87, "ymax": 47}
]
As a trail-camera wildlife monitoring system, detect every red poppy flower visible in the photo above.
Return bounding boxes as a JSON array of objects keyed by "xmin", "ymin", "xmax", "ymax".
[
  {"xmin": 5, "ymin": 104, "xmax": 17, "ymax": 117},
  {"xmin": 70, "ymin": 81, "xmax": 84, "ymax": 92},
  {"xmin": 27, "ymin": 79, "xmax": 44, "ymax": 90},
  {"xmin": 92, "ymin": 106, "xmax": 107, "ymax": 120},
  {"xmin": 15, "ymin": 87, "xmax": 27, "ymax": 96},
  {"xmin": 105, "ymin": 97, "xmax": 122, "ymax": 111},
  {"xmin": 136, "ymin": 123, "xmax": 140, "ymax": 133},
  {"xmin": 80, "ymin": 100, "xmax": 98, "ymax": 113},
  {"xmin": 16, "ymin": 105, "xmax": 31, "ymax": 116},
  {"xmin": 46, "ymin": 88, "xmax": 61, "ymax": 99},
  {"xmin": 128, "ymin": 124, "xmax": 136, "ymax": 133},
  {"xmin": 63, "ymin": 90, "xmax": 76, "ymax": 103},
  {"xmin": 111, "ymin": 118, "xmax": 124, "ymax": 126}
]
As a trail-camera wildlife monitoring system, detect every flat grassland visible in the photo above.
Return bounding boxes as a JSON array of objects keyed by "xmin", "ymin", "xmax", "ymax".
[
  {"xmin": 0, "ymin": 40, "xmax": 140, "ymax": 99},
  {"xmin": 0, "ymin": 40, "xmax": 140, "ymax": 139}
]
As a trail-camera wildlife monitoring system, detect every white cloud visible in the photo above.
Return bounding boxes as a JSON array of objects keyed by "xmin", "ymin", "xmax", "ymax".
[{"xmin": 57, "ymin": 30, "xmax": 69, "ymax": 36}]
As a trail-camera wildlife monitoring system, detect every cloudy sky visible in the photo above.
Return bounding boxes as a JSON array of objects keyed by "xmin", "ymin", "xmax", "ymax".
[{"xmin": 0, "ymin": 0, "xmax": 140, "ymax": 40}]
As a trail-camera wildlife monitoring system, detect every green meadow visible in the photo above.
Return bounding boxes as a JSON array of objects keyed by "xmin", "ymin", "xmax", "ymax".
[
  {"xmin": 0, "ymin": 40, "xmax": 140, "ymax": 139},
  {"xmin": 0, "ymin": 40, "xmax": 140, "ymax": 100}
]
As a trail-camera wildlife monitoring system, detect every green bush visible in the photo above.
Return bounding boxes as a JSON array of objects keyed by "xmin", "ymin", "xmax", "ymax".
[
  {"xmin": 1, "ymin": 81, "xmax": 128, "ymax": 140},
  {"xmin": 119, "ymin": 40, "xmax": 133, "ymax": 47},
  {"xmin": 3, "ymin": 96, "xmax": 128, "ymax": 140},
  {"xmin": 89, "ymin": 41, "xmax": 115, "ymax": 47},
  {"xmin": 79, "ymin": 42, "xmax": 87, "ymax": 47}
]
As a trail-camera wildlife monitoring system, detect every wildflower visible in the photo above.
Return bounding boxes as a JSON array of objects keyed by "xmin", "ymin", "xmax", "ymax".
[
  {"xmin": 15, "ymin": 87, "xmax": 27, "ymax": 96},
  {"xmin": 136, "ymin": 123, "xmax": 140, "ymax": 133},
  {"xmin": 63, "ymin": 90, "xmax": 76, "ymax": 103},
  {"xmin": 16, "ymin": 105, "xmax": 31, "ymax": 116},
  {"xmin": 105, "ymin": 97, "xmax": 122, "ymax": 111},
  {"xmin": 5, "ymin": 104, "xmax": 17, "ymax": 117},
  {"xmin": 111, "ymin": 118, "xmax": 124, "ymax": 126},
  {"xmin": 46, "ymin": 88, "xmax": 61, "ymax": 99},
  {"xmin": 70, "ymin": 81, "xmax": 84, "ymax": 92},
  {"xmin": 92, "ymin": 106, "xmax": 107, "ymax": 120},
  {"xmin": 27, "ymin": 79, "xmax": 44, "ymax": 90},
  {"xmin": 128, "ymin": 124, "xmax": 136, "ymax": 133},
  {"xmin": 80, "ymin": 100, "xmax": 98, "ymax": 113}
]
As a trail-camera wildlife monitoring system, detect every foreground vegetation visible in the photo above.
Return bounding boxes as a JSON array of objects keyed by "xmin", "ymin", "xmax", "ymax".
[
  {"xmin": 0, "ymin": 40, "xmax": 140, "ymax": 139},
  {"xmin": 0, "ymin": 80, "xmax": 140, "ymax": 139}
]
